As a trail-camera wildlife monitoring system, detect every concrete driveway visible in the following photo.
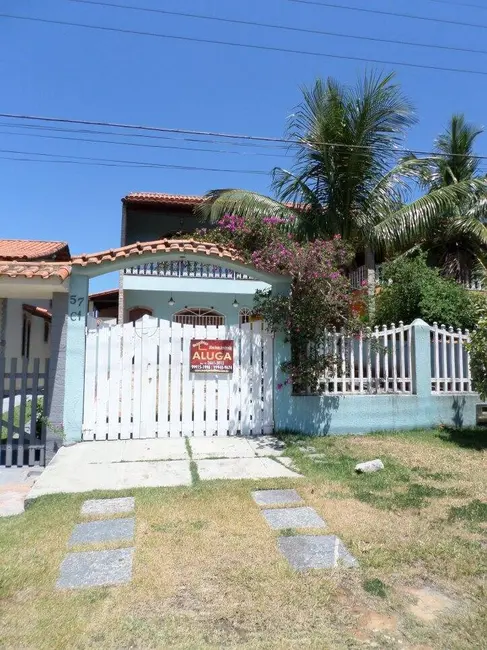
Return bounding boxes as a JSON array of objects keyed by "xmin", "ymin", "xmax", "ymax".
[{"xmin": 27, "ymin": 437, "xmax": 301, "ymax": 500}]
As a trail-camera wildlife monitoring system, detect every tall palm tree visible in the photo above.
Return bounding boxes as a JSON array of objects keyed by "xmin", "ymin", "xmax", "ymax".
[
  {"xmin": 197, "ymin": 72, "xmax": 487, "ymax": 287},
  {"xmin": 404, "ymin": 114, "xmax": 487, "ymax": 281}
]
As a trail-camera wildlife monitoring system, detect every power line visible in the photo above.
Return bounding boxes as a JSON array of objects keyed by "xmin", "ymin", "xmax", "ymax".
[
  {"xmin": 2, "ymin": 111, "xmax": 487, "ymax": 160},
  {"xmin": 66, "ymin": 0, "xmax": 487, "ymax": 57},
  {"xmin": 0, "ymin": 148, "xmax": 270, "ymax": 174},
  {"xmin": 0, "ymin": 129, "xmax": 286, "ymax": 158},
  {"xmin": 425, "ymin": 0, "xmax": 487, "ymax": 9},
  {"xmin": 3, "ymin": 12, "xmax": 487, "ymax": 77},
  {"xmin": 290, "ymin": 0, "xmax": 487, "ymax": 30},
  {"xmin": 0, "ymin": 121, "xmax": 288, "ymax": 150}
]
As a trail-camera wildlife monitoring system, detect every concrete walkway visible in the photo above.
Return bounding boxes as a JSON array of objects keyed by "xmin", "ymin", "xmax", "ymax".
[
  {"xmin": 0, "ymin": 466, "xmax": 43, "ymax": 516},
  {"xmin": 27, "ymin": 437, "xmax": 300, "ymax": 500}
]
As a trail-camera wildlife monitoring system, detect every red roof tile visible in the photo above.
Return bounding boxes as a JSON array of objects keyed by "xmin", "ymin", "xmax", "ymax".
[
  {"xmin": 0, "ymin": 262, "xmax": 71, "ymax": 281},
  {"xmin": 22, "ymin": 304, "xmax": 52, "ymax": 321},
  {"xmin": 0, "ymin": 239, "xmax": 70, "ymax": 261},
  {"xmin": 123, "ymin": 193, "xmax": 203, "ymax": 207},
  {"xmin": 89, "ymin": 288, "xmax": 119, "ymax": 299},
  {"xmin": 72, "ymin": 239, "xmax": 246, "ymax": 267}
]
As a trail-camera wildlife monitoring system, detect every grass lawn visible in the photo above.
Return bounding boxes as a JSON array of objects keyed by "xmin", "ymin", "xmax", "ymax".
[{"xmin": 0, "ymin": 428, "xmax": 486, "ymax": 649}]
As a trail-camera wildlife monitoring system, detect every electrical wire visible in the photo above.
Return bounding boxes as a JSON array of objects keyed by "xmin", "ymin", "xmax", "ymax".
[
  {"xmin": 66, "ymin": 0, "xmax": 487, "ymax": 57},
  {"xmin": 0, "ymin": 147, "xmax": 270, "ymax": 174},
  {"xmin": 0, "ymin": 121, "xmax": 288, "ymax": 150},
  {"xmin": 0, "ymin": 129, "xmax": 287, "ymax": 157},
  {"xmin": 3, "ymin": 12, "xmax": 487, "ymax": 77},
  {"xmin": 2, "ymin": 112, "xmax": 487, "ymax": 160},
  {"xmin": 290, "ymin": 0, "xmax": 487, "ymax": 31}
]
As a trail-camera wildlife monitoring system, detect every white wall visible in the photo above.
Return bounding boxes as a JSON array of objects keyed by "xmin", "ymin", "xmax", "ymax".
[{"xmin": 4, "ymin": 299, "xmax": 51, "ymax": 371}]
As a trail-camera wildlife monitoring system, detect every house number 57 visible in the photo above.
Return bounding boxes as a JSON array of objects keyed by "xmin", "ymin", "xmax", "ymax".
[{"xmin": 69, "ymin": 295, "xmax": 85, "ymax": 321}]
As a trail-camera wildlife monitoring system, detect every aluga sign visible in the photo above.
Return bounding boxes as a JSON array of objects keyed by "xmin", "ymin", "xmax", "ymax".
[{"xmin": 190, "ymin": 339, "xmax": 234, "ymax": 373}]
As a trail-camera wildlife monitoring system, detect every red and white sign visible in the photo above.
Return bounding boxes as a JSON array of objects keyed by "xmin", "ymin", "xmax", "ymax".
[{"xmin": 190, "ymin": 339, "xmax": 234, "ymax": 373}]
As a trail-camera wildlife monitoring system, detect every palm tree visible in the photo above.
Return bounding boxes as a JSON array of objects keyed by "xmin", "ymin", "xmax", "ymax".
[
  {"xmin": 197, "ymin": 72, "xmax": 487, "ymax": 293},
  {"xmin": 403, "ymin": 114, "xmax": 487, "ymax": 282}
]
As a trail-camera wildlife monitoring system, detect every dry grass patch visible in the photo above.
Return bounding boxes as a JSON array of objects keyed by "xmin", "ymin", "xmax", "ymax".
[{"xmin": 0, "ymin": 428, "xmax": 486, "ymax": 649}]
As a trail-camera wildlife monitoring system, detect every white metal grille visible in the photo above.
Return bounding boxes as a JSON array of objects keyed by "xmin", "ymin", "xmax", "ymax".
[{"xmin": 173, "ymin": 307, "xmax": 225, "ymax": 327}]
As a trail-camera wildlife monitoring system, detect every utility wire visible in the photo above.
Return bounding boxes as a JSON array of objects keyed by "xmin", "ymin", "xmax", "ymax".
[
  {"xmin": 290, "ymin": 0, "xmax": 487, "ymax": 30},
  {"xmin": 3, "ymin": 12, "xmax": 487, "ymax": 77},
  {"xmin": 0, "ymin": 148, "xmax": 270, "ymax": 174},
  {"xmin": 2, "ymin": 112, "xmax": 487, "ymax": 160},
  {"xmin": 66, "ymin": 0, "xmax": 487, "ymax": 57},
  {"xmin": 0, "ymin": 129, "xmax": 287, "ymax": 157},
  {"xmin": 0, "ymin": 121, "xmax": 289, "ymax": 150},
  {"xmin": 419, "ymin": 0, "xmax": 487, "ymax": 9}
]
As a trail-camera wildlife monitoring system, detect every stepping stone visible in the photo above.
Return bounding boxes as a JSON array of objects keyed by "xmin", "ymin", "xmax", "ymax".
[
  {"xmin": 261, "ymin": 506, "xmax": 326, "ymax": 529},
  {"xmin": 278, "ymin": 535, "xmax": 358, "ymax": 570},
  {"xmin": 69, "ymin": 518, "xmax": 135, "ymax": 547},
  {"xmin": 81, "ymin": 497, "xmax": 135, "ymax": 517},
  {"xmin": 252, "ymin": 489, "xmax": 303, "ymax": 507},
  {"xmin": 57, "ymin": 548, "xmax": 134, "ymax": 589}
]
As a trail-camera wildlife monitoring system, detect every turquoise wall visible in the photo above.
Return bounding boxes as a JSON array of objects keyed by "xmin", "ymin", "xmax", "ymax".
[
  {"xmin": 124, "ymin": 289, "xmax": 256, "ymax": 325},
  {"xmin": 273, "ymin": 319, "xmax": 481, "ymax": 435},
  {"xmin": 274, "ymin": 392, "xmax": 479, "ymax": 435}
]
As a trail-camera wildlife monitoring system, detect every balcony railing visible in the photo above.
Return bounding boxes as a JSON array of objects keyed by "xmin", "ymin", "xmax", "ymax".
[{"xmin": 124, "ymin": 261, "xmax": 252, "ymax": 280}]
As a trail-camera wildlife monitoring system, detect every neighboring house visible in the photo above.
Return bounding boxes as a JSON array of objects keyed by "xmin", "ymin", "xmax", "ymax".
[
  {"xmin": 118, "ymin": 192, "xmax": 272, "ymax": 326},
  {"xmin": 0, "ymin": 239, "xmax": 71, "ymax": 370}
]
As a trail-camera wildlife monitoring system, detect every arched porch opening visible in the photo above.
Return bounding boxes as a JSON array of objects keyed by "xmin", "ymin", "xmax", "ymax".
[{"xmin": 60, "ymin": 240, "xmax": 291, "ymax": 442}]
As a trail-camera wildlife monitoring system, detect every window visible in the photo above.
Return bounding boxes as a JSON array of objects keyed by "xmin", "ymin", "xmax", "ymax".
[
  {"xmin": 43, "ymin": 321, "xmax": 50, "ymax": 344},
  {"xmin": 173, "ymin": 307, "xmax": 225, "ymax": 327},
  {"xmin": 21, "ymin": 314, "xmax": 31, "ymax": 359},
  {"xmin": 239, "ymin": 308, "xmax": 252, "ymax": 325},
  {"xmin": 128, "ymin": 307, "xmax": 153, "ymax": 322}
]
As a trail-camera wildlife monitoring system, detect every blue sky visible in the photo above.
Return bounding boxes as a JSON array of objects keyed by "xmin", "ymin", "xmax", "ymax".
[{"xmin": 2, "ymin": 0, "xmax": 487, "ymax": 291}]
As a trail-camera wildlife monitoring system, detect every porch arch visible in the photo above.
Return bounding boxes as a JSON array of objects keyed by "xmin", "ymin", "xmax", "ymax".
[{"xmin": 63, "ymin": 239, "xmax": 291, "ymax": 442}]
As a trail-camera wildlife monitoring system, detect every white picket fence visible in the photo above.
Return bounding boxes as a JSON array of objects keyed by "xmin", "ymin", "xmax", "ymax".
[
  {"xmin": 82, "ymin": 316, "xmax": 274, "ymax": 440},
  {"xmin": 312, "ymin": 321, "xmax": 474, "ymax": 395},
  {"xmin": 430, "ymin": 322, "xmax": 471, "ymax": 393},
  {"xmin": 314, "ymin": 323, "xmax": 413, "ymax": 394}
]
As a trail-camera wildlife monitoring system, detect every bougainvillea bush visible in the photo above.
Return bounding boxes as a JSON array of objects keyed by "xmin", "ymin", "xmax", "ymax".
[{"xmin": 183, "ymin": 214, "xmax": 359, "ymax": 389}]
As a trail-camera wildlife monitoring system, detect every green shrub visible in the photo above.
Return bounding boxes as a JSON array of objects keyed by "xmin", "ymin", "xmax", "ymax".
[
  {"xmin": 375, "ymin": 255, "xmax": 480, "ymax": 329},
  {"xmin": 467, "ymin": 315, "xmax": 487, "ymax": 399}
]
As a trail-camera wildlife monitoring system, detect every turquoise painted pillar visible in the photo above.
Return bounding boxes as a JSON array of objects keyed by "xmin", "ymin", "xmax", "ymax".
[
  {"xmin": 271, "ymin": 280, "xmax": 293, "ymax": 432},
  {"xmin": 273, "ymin": 332, "xmax": 292, "ymax": 431},
  {"xmin": 63, "ymin": 273, "xmax": 89, "ymax": 443},
  {"xmin": 411, "ymin": 318, "xmax": 431, "ymax": 397}
]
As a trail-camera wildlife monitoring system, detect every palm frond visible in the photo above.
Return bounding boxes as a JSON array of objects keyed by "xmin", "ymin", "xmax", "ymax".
[
  {"xmin": 373, "ymin": 178, "xmax": 487, "ymax": 249},
  {"xmin": 195, "ymin": 189, "xmax": 299, "ymax": 223}
]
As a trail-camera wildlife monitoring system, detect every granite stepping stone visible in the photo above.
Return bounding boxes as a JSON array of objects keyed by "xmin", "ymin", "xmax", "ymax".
[
  {"xmin": 69, "ymin": 517, "xmax": 135, "ymax": 547},
  {"xmin": 57, "ymin": 548, "xmax": 134, "ymax": 589},
  {"xmin": 278, "ymin": 535, "xmax": 358, "ymax": 570},
  {"xmin": 261, "ymin": 506, "xmax": 326, "ymax": 529},
  {"xmin": 252, "ymin": 489, "xmax": 304, "ymax": 507},
  {"xmin": 81, "ymin": 497, "xmax": 135, "ymax": 517}
]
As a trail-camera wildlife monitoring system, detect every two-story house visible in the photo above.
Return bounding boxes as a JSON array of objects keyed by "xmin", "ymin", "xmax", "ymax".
[{"xmin": 116, "ymin": 192, "xmax": 272, "ymax": 327}]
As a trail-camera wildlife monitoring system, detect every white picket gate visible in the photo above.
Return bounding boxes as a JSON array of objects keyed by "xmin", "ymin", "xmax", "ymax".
[{"xmin": 82, "ymin": 316, "xmax": 274, "ymax": 440}]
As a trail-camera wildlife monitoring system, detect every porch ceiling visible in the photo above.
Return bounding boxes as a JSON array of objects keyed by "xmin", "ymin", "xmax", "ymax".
[{"xmin": 72, "ymin": 239, "xmax": 290, "ymax": 287}]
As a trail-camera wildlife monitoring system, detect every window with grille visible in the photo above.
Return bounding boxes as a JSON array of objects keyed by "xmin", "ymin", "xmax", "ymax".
[
  {"xmin": 173, "ymin": 307, "xmax": 225, "ymax": 327},
  {"xmin": 239, "ymin": 308, "xmax": 252, "ymax": 325}
]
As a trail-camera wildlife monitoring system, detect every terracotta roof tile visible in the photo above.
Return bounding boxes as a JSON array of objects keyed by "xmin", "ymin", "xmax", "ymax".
[
  {"xmin": 72, "ymin": 239, "xmax": 245, "ymax": 267},
  {"xmin": 123, "ymin": 193, "xmax": 203, "ymax": 207},
  {"xmin": 0, "ymin": 239, "xmax": 70, "ymax": 261},
  {"xmin": 89, "ymin": 288, "xmax": 119, "ymax": 299},
  {"xmin": 22, "ymin": 304, "xmax": 52, "ymax": 321},
  {"xmin": 0, "ymin": 262, "xmax": 71, "ymax": 281}
]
